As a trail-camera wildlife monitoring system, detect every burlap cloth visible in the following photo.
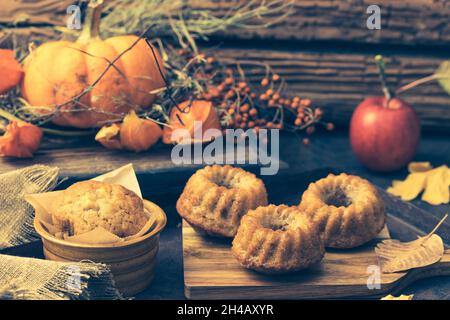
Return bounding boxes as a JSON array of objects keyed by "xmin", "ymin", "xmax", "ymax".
[
  {"xmin": 0, "ymin": 255, "xmax": 120, "ymax": 300},
  {"xmin": 0, "ymin": 165, "xmax": 58, "ymax": 249},
  {"xmin": 0, "ymin": 165, "xmax": 122, "ymax": 300}
]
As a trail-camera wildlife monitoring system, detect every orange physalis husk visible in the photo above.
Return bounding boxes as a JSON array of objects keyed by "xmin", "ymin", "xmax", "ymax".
[
  {"xmin": 162, "ymin": 100, "xmax": 222, "ymax": 144},
  {"xmin": 120, "ymin": 110, "xmax": 162, "ymax": 152},
  {"xmin": 0, "ymin": 121, "xmax": 42, "ymax": 158},
  {"xmin": 95, "ymin": 123, "xmax": 122, "ymax": 150},
  {"xmin": 0, "ymin": 49, "xmax": 24, "ymax": 94}
]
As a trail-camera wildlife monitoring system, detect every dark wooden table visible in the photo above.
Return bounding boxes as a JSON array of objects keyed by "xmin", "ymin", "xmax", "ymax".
[
  {"xmin": 1, "ymin": 129, "xmax": 448, "ymax": 299},
  {"xmin": 1, "ymin": 0, "xmax": 449, "ymax": 300}
]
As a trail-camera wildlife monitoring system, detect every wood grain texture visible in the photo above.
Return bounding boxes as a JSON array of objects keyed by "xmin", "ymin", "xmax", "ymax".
[
  {"xmin": 183, "ymin": 221, "xmax": 450, "ymax": 299},
  {"xmin": 189, "ymin": 0, "xmax": 450, "ymax": 46},
  {"xmin": 0, "ymin": 136, "xmax": 286, "ymax": 178},
  {"xmin": 1, "ymin": 26, "xmax": 449, "ymax": 130},
  {"xmin": 217, "ymin": 46, "xmax": 450, "ymax": 130},
  {"xmin": 2, "ymin": 165, "xmax": 450, "ymax": 299},
  {"xmin": 1, "ymin": 1, "xmax": 449, "ymax": 130},
  {"xmin": 0, "ymin": 0, "xmax": 72, "ymax": 26},
  {"xmin": 183, "ymin": 168, "xmax": 450, "ymax": 299},
  {"xmin": 1, "ymin": 0, "xmax": 449, "ymax": 46}
]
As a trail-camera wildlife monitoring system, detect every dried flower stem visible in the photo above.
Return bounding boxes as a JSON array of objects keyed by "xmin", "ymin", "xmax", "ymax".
[
  {"xmin": 396, "ymin": 74, "xmax": 450, "ymax": 94},
  {"xmin": 424, "ymin": 213, "xmax": 448, "ymax": 242},
  {"xmin": 0, "ymin": 108, "xmax": 93, "ymax": 136}
]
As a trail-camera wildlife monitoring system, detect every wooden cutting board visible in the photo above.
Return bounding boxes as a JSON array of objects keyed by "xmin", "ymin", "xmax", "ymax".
[{"xmin": 183, "ymin": 221, "xmax": 450, "ymax": 299}]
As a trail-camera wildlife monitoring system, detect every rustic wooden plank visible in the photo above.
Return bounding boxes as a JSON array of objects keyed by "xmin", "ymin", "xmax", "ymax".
[
  {"xmin": 0, "ymin": 134, "xmax": 288, "ymax": 179},
  {"xmin": 190, "ymin": 0, "xmax": 450, "ymax": 46},
  {"xmin": 0, "ymin": 0, "xmax": 72, "ymax": 26},
  {"xmin": 2, "ymin": 165, "xmax": 449, "ymax": 299},
  {"xmin": 1, "ymin": 25, "xmax": 448, "ymax": 130},
  {"xmin": 182, "ymin": 169, "xmax": 450, "ymax": 299},
  {"xmin": 216, "ymin": 46, "xmax": 450, "ymax": 130},
  {"xmin": 182, "ymin": 219, "xmax": 399, "ymax": 299},
  {"xmin": 0, "ymin": 140, "xmax": 174, "ymax": 178},
  {"xmin": 0, "ymin": 121, "xmax": 448, "ymax": 189},
  {"xmin": 1, "ymin": 0, "xmax": 449, "ymax": 47},
  {"xmin": 183, "ymin": 221, "xmax": 450, "ymax": 299}
]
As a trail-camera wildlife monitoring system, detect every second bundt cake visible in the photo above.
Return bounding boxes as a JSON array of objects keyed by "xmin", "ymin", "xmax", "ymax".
[
  {"xmin": 299, "ymin": 173, "xmax": 386, "ymax": 248},
  {"xmin": 176, "ymin": 165, "xmax": 268, "ymax": 237},
  {"xmin": 232, "ymin": 205, "xmax": 325, "ymax": 274}
]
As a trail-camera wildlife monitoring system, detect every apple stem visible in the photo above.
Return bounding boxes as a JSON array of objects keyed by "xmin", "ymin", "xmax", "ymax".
[{"xmin": 374, "ymin": 55, "xmax": 394, "ymax": 104}]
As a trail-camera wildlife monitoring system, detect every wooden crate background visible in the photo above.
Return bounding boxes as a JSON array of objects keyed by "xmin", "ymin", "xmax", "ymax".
[{"xmin": 1, "ymin": 0, "xmax": 449, "ymax": 131}]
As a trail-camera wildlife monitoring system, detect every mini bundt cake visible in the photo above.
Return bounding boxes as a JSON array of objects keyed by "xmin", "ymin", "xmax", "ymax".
[
  {"xmin": 232, "ymin": 205, "xmax": 325, "ymax": 274},
  {"xmin": 299, "ymin": 173, "xmax": 386, "ymax": 249},
  {"xmin": 176, "ymin": 165, "xmax": 268, "ymax": 237}
]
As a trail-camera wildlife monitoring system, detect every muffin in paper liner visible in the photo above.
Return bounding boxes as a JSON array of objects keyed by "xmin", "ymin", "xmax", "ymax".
[{"xmin": 25, "ymin": 164, "xmax": 157, "ymax": 245}]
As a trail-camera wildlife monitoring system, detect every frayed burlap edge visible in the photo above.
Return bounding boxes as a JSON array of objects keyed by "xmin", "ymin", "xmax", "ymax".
[
  {"xmin": 0, "ymin": 165, "xmax": 59, "ymax": 248},
  {"xmin": 0, "ymin": 259, "xmax": 122, "ymax": 300}
]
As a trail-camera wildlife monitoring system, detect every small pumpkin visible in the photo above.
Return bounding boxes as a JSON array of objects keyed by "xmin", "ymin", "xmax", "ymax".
[
  {"xmin": 163, "ymin": 100, "xmax": 221, "ymax": 144},
  {"xmin": 21, "ymin": 0, "xmax": 166, "ymax": 128}
]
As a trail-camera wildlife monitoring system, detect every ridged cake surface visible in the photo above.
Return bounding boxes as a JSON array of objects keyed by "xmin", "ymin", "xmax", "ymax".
[
  {"xmin": 232, "ymin": 205, "xmax": 325, "ymax": 274},
  {"xmin": 299, "ymin": 173, "xmax": 386, "ymax": 248},
  {"xmin": 176, "ymin": 165, "xmax": 268, "ymax": 237}
]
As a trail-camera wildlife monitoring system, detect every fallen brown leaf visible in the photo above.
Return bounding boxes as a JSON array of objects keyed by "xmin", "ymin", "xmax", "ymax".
[{"xmin": 375, "ymin": 214, "xmax": 447, "ymax": 273}]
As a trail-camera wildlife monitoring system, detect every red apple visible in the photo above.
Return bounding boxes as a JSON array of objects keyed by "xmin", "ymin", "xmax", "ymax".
[{"xmin": 350, "ymin": 97, "xmax": 420, "ymax": 172}]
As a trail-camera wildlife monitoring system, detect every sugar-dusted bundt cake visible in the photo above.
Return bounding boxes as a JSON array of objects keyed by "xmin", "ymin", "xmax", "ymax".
[
  {"xmin": 232, "ymin": 205, "xmax": 325, "ymax": 274},
  {"xmin": 299, "ymin": 173, "xmax": 386, "ymax": 249},
  {"xmin": 176, "ymin": 165, "xmax": 268, "ymax": 237}
]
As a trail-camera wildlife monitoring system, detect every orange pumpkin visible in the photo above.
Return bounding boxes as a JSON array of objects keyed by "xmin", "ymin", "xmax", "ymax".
[
  {"xmin": 163, "ymin": 100, "xmax": 222, "ymax": 144},
  {"xmin": 21, "ymin": 0, "xmax": 166, "ymax": 128}
]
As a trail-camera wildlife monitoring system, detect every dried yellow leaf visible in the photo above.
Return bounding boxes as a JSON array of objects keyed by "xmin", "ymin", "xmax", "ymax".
[
  {"xmin": 381, "ymin": 294, "xmax": 414, "ymax": 300},
  {"xmin": 387, "ymin": 172, "xmax": 428, "ymax": 201},
  {"xmin": 408, "ymin": 162, "xmax": 432, "ymax": 173},
  {"xmin": 391, "ymin": 180, "xmax": 402, "ymax": 187},
  {"xmin": 422, "ymin": 165, "xmax": 450, "ymax": 205},
  {"xmin": 387, "ymin": 163, "xmax": 450, "ymax": 206},
  {"xmin": 375, "ymin": 214, "xmax": 447, "ymax": 273}
]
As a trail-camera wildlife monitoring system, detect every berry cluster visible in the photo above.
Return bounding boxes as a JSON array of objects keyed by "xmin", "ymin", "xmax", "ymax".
[{"xmin": 171, "ymin": 49, "xmax": 334, "ymax": 144}]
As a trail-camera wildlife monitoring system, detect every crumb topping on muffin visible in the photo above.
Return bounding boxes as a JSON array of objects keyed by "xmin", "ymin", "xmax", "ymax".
[{"xmin": 53, "ymin": 180, "xmax": 147, "ymax": 237}]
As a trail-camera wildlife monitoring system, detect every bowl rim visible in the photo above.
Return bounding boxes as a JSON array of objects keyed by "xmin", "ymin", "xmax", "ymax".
[{"xmin": 33, "ymin": 199, "xmax": 167, "ymax": 249}]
